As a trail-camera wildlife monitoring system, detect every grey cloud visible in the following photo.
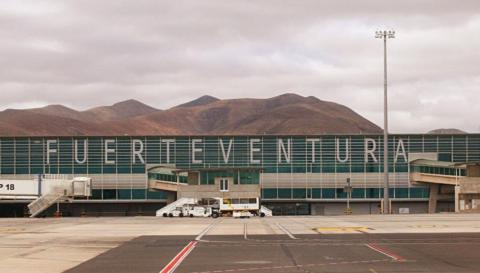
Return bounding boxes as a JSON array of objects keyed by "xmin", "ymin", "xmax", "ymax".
[{"xmin": 0, "ymin": 0, "xmax": 479, "ymax": 133}]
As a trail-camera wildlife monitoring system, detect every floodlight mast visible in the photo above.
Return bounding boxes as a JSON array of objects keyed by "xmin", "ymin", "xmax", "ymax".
[{"xmin": 375, "ymin": 30, "xmax": 395, "ymax": 214}]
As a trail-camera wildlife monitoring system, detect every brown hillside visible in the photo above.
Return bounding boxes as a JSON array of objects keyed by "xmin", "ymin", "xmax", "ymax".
[
  {"xmin": 26, "ymin": 99, "xmax": 159, "ymax": 124},
  {"xmin": 84, "ymin": 99, "xmax": 159, "ymax": 122},
  {"xmin": 0, "ymin": 110, "xmax": 111, "ymax": 136},
  {"xmin": 175, "ymin": 95, "xmax": 220, "ymax": 108},
  {"xmin": 110, "ymin": 93, "xmax": 382, "ymax": 135},
  {"xmin": 29, "ymin": 105, "xmax": 89, "ymax": 122},
  {"xmin": 0, "ymin": 93, "xmax": 382, "ymax": 136}
]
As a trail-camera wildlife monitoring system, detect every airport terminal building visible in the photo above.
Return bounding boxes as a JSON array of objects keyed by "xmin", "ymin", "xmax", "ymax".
[{"xmin": 0, "ymin": 134, "xmax": 479, "ymax": 216}]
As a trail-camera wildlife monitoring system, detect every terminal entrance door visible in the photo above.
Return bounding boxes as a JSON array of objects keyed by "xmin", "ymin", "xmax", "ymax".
[{"xmin": 219, "ymin": 178, "xmax": 230, "ymax": 192}]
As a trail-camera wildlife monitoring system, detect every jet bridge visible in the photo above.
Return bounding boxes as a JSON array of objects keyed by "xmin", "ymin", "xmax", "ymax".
[
  {"xmin": 0, "ymin": 175, "xmax": 92, "ymax": 217},
  {"xmin": 410, "ymin": 159, "xmax": 480, "ymax": 213}
]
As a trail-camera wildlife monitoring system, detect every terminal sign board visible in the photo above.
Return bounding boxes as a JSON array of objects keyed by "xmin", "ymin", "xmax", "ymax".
[{"xmin": 0, "ymin": 180, "xmax": 38, "ymax": 196}]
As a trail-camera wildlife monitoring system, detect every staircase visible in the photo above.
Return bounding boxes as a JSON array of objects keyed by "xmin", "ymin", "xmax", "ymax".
[
  {"xmin": 156, "ymin": 198, "xmax": 196, "ymax": 217},
  {"xmin": 28, "ymin": 192, "xmax": 66, "ymax": 218},
  {"xmin": 260, "ymin": 206, "xmax": 273, "ymax": 216},
  {"xmin": 260, "ymin": 206, "xmax": 273, "ymax": 217}
]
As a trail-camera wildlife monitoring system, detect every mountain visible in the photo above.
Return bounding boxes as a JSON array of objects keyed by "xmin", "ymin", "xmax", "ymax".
[
  {"xmin": 0, "ymin": 109, "xmax": 110, "ymax": 136},
  {"xmin": 83, "ymin": 99, "xmax": 159, "ymax": 122},
  {"xmin": 29, "ymin": 105, "xmax": 90, "ymax": 122},
  {"xmin": 428, "ymin": 128, "xmax": 467, "ymax": 134},
  {"xmin": 24, "ymin": 99, "xmax": 158, "ymax": 124},
  {"xmin": 0, "ymin": 93, "xmax": 382, "ymax": 136},
  {"xmin": 120, "ymin": 93, "xmax": 381, "ymax": 135},
  {"xmin": 175, "ymin": 95, "xmax": 220, "ymax": 108}
]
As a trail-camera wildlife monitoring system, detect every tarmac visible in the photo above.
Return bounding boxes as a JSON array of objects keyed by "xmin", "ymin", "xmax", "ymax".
[{"xmin": 2, "ymin": 214, "xmax": 480, "ymax": 273}]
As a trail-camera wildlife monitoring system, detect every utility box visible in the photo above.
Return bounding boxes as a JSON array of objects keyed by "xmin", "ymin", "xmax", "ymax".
[{"xmin": 399, "ymin": 208, "xmax": 410, "ymax": 214}]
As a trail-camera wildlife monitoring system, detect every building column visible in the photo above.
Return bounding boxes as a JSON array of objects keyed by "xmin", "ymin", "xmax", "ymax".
[
  {"xmin": 455, "ymin": 185, "xmax": 461, "ymax": 213},
  {"xmin": 428, "ymin": 184, "xmax": 439, "ymax": 214},
  {"xmin": 166, "ymin": 191, "xmax": 177, "ymax": 204}
]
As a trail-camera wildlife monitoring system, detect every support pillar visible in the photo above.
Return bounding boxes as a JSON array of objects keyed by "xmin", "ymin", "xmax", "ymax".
[
  {"xmin": 455, "ymin": 185, "xmax": 461, "ymax": 213},
  {"xmin": 428, "ymin": 184, "xmax": 439, "ymax": 214},
  {"xmin": 166, "ymin": 191, "xmax": 177, "ymax": 204}
]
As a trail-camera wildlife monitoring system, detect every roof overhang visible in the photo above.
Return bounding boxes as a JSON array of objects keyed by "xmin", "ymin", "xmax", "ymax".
[{"xmin": 410, "ymin": 159, "xmax": 468, "ymax": 168}]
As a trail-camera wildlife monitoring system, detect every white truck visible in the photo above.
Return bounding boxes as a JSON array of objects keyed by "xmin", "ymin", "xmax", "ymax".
[
  {"xmin": 167, "ymin": 207, "xmax": 184, "ymax": 217},
  {"xmin": 219, "ymin": 197, "xmax": 271, "ymax": 218},
  {"xmin": 158, "ymin": 197, "xmax": 271, "ymax": 218},
  {"xmin": 182, "ymin": 205, "xmax": 214, "ymax": 217},
  {"xmin": 166, "ymin": 204, "xmax": 216, "ymax": 217}
]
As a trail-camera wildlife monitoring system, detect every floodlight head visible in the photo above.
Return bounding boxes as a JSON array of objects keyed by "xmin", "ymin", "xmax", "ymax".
[
  {"xmin": 375, "ymin": 30, "xmax": 395, "ymax": 39},
  {"xmin": 387, "ymin": 30, "xmax": 395, "ymax": 38}
]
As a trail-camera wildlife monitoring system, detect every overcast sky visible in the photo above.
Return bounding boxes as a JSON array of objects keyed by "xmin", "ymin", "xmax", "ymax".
[{"xmin": 1, "ymin": 1, "xmax": 479, "ymax": 133}]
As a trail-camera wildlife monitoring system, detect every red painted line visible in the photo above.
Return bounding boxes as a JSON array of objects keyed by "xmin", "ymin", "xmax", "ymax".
[
  {"xmin": 365, "ymin": 243, "xmax": 405, "ymax": 262},
  {"xmin": 160, "ymin": 240, "xmax": 198, "ymax": 273}
]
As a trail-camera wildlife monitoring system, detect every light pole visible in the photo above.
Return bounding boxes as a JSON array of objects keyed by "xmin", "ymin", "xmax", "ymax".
[{"xmin": 375, "ymin": 30, "xmax": 395, "ymax": 214}]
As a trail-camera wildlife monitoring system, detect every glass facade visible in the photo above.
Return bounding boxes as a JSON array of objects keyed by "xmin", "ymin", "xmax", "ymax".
[
  {"xmin": 0, "ymin": 134, "xmax": 478, "ymax": 202},
  {"xmin": 411, "ymin": 165, "xmax": 466, "ymax": 176},
  {"xmin": 148, "ymin": 173, "xmax": 188, "ymax": 183},
  {"xmin": 198, "ymin": 170, "xmax": 260, "ymax": 185}
]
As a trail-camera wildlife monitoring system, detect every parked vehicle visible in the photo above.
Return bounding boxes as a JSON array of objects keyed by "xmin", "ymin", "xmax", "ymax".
[
  {"xmin": 233, "ymin": 210, "xmax": 254, "ymax": 218},
  {"xmin": 182, "ymin": 205, "xmax": 213, "ymax": 217},
  {"xmin": 219, "ymin": 197, "xmax": 261, "ymax": 218},
  {"xmin": 157, "ymin": 197, "xmax": 271, "ymax": 218},
  {"xmin": 168, "ymin": 207, "xmax": 184, "ymax": 217}
]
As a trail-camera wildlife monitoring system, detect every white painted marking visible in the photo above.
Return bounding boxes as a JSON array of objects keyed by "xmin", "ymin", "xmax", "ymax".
[
  {"xmin": 365, "ymin": 244, "xmax": 405, "ymax": 262},
  {"xmin": 234, "ymin": 260, "xmax": 272, "ymax": 265},
  {"xmin": 275, "ymin": 223, "xmax": 297, "ymax": 239},
  {"xmin": 160, "ymin": 221, "xmax": 219, "ymax": 273},
  {"xmin": 244, "ymin": 223, "xmax": 248, "ymax": 240},
  {"xmin": 196, "ymin": 221, "xmax": 217, "ymax": 241}
]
